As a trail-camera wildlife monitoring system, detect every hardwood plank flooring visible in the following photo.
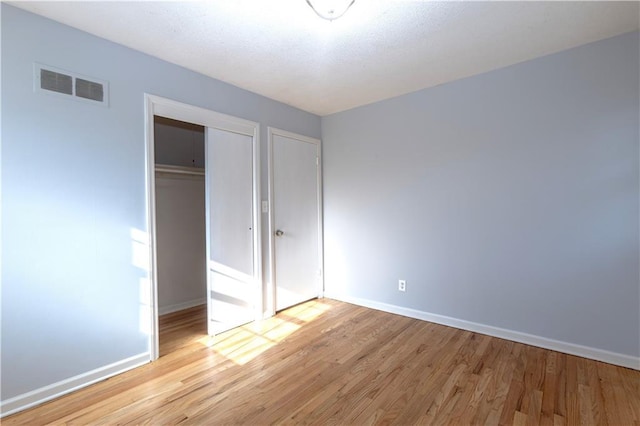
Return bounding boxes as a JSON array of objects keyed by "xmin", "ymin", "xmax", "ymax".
[{"xmin": 4, "ymin": 299, "xmax": 639, "ymax": 425}]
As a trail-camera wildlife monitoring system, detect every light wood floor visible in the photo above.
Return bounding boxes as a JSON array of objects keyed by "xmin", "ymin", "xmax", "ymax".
[{"xmin": 4, "ymin": 299, "xmax": 640, "ymax": 425}]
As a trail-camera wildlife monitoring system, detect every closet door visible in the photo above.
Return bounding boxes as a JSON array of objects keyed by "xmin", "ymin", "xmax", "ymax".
[{"xmin": 206, "ymin": 127, "xmax": 257, "ymax": 335}]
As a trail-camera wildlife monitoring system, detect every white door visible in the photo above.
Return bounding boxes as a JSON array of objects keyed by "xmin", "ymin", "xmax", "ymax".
[
  {"xmin": 270, "ymin": 129, "xmax": 322, "ymax": 312},
  {"xmin": 206, "ymin": 127, "xmax": 257, "ymax": 334}
]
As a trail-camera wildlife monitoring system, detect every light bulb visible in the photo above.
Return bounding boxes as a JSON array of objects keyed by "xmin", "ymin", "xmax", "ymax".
[{"xmin": 306, "ymin": 0, "xmax": 355, "ymax": 21}]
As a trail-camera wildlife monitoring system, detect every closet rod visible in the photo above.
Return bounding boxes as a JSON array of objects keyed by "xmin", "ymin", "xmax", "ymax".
[{"xmin": 155, "ymin": 164, "xmax": 205, "ymax": 176}]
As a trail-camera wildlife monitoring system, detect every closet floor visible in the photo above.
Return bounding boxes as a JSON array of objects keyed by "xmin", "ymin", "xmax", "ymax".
[{"xmin": 159, "ymin": 304, "xmax": 207, "ymax": 357}]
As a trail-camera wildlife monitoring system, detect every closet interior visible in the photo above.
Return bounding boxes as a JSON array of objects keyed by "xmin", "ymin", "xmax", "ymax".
[{"xmin": 154, "ymin": 116, "xmax": 207, "ymax": 355}]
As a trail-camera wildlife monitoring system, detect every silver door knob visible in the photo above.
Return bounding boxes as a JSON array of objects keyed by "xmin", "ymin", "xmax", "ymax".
[{"xmin": 275, "ymin": 229, "xmax": 284, "ymax": 237}]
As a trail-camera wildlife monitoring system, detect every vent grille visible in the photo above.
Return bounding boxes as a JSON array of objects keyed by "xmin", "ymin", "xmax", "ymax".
[
  {"xmin": 40, "ymin": 69, "xmax": 73, "ymax": 95},
  {"xmin": 75, "ymin": 78, "xmax": 104, "ymax": 102},
  {"xmin": 35, "ymin": 63, "xmax": 109, "ymax": 106}
]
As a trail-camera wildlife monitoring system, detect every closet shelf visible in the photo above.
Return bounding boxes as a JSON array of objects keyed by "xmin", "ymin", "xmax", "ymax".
[{"xmin": 155, "ymin": 164, "xmax": 205, "ymax": 176}]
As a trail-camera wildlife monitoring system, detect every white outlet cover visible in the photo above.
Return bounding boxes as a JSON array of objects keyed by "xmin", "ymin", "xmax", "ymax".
[{"xmin": 398, "ymin": 280, "xmax": 406, "ymax": 291}]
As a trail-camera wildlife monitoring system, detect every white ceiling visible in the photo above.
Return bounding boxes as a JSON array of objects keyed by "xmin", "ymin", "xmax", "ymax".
[{"xmin": 10, "ymin": 1, "xmax": 640, "ymax": 116}]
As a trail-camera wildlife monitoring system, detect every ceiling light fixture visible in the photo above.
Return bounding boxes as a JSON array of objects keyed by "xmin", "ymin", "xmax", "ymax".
[{"xmin": 306, "ymin": 0, "xmax": 355, "ymax": 21}]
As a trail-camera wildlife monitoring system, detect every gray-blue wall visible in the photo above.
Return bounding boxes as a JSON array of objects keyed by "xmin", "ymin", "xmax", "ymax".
[
  {"xmin": 1, "ymin": 4, "xmax": 320, "ymax": 401},
  {"xmin": 3, "ymin": 1, "xmax": 639, "ymax": 409},
  {"xmin": 323, "ymin": 31, "xmax": 640, "ymax": 358}
]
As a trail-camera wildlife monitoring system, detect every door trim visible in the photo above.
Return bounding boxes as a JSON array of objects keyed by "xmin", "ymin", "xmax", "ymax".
[
  {"xmin": 144, "ymin": 94, "xmax": 261, "ymax": 360},
  {"xmin": 266, "ymin": 127, "xmax": 323, "ymax": 317}
]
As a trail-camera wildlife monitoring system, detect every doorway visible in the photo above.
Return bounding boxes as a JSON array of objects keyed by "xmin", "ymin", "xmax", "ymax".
[
  {"xmin": 145, "ymin": 95, "xmax": 262, "ymax": 361},
  {"xmin": 268, "ymin": 128, "xmax": 323, "ymax": 314},
  {"xmin": 153, "ymin": 116, "xmax": 207, "ymax": 356}
]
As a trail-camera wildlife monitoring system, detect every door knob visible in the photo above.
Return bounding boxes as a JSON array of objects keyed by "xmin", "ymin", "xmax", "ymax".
[{"xmin": 275, "ymin": 229, "xmax": 284, "ymax": 237}]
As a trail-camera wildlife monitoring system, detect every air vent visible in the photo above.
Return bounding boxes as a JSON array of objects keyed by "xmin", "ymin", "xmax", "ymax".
[
  {"xmin": 40, "ymin": 69, "xmax": 73, "ymax": 95},
  {"xmin": 75, "ymin": 78, "xmax": 104, "ymax": 102},
  {"xmin": 34, "ymin": 63, "xmax": 109, "ymax": 107}
]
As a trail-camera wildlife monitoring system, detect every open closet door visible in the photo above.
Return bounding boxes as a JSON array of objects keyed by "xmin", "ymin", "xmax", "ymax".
[{"xmin": 206, "ymin": 127, "xmax": 257, "ymax": 335}]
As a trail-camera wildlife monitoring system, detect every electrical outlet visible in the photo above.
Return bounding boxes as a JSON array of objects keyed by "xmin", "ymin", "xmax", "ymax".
[{"xmin": 398, "ymin": 279, "xmax": 406, "ymax": 292}]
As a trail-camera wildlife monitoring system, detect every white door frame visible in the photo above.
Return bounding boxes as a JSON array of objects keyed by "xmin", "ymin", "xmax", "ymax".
[
  {"xmin": 144, "ymin": 94, "xmax": 261, "ymax": 361},
  {"xmin": 266, "ymin": 127, "xmax": 323, "ymax": 317}
]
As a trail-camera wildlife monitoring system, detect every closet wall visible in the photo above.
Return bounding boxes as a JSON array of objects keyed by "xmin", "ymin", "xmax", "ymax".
[{"xmin": 154, "ymin": 117, "xmax": 206, "ymax": 314}]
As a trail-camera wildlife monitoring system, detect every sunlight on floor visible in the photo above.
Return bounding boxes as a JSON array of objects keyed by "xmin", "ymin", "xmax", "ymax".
[{"xmin": 198, "ymin": 300, "xmax": 332, "ymax": 365}]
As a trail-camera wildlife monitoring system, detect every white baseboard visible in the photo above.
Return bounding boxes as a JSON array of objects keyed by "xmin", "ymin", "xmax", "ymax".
[
  {"xmin": 325, "ymin": 293, "xmax": 640, "ymax": 371},
  {"xmin": 158, "ymin": 298, "xmax": 206, "ymax": 315},
  {"xmin": 0, "ymin": 352, "xmax": 150, "ymax": 417}
]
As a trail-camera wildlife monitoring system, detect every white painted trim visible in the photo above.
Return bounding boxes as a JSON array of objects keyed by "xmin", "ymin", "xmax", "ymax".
[
  {"xmin": 325, "ymin": 293, "xmax": 640, "ymax": 371},
  {"xmin": 267, "ymin": 127, "xmax": 323, "ymax": 317},
  {"xmin": 204, "ymin": 130, "xmax": 212, "ymax": 333},
  {"xmin": 147, "ymin": 94, "xmax": 257, "ymax": 136},
  {"xmin": 0, "ymin": 353, "xmax": 149, "ymax": 417},
  {"xmin": 158, "ymin": 298, "xmax": 207, "ymax": 316},
  {"xmin": 317, "ymin": 139, "xmax": 325, "ymax": 301},
  {"xmin": 266, "ymin": 129, "xmax": 275, "ymax": 318},
  {"xmin": 252, "ymin": 124, "xmax": 263, "ymax": 320},
  {"xmin": 144, "ymin": 94, "xmax": 160, "ymax": 361}
]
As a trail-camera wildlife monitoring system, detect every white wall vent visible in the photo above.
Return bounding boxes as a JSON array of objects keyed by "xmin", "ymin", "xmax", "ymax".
[{"xmin": 34, "ymin": 63, "xmax": 109, "ymax": 106}]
